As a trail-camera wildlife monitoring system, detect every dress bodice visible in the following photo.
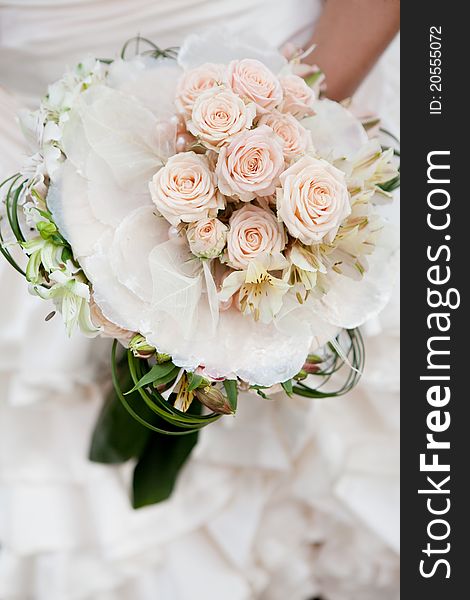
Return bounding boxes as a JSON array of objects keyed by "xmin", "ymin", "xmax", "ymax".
[{"xmin": 0, "ymin": 0, "xmax": 322, "ymax": 104}]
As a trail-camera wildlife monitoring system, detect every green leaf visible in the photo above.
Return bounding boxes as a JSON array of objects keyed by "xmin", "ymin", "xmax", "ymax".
[
  {"xmin": 89, "ymin": 354, "xmax": 158, "ymax": 463},
  {"xmin": 187, "ymin": 372, "xmax": 204, "ymax": 392},
  {"xmin": 223, "ymin": 379, "xmax": 238, "ymax": 413},
  {"xmin": 281, "ymin": 379, "xmax": 294, "ymax": 396},
  {"xmin": 378, "ymin": 173, "xmax": 401, "ymax": 192},
  {"xmin": 104, "ymin": 341, "xmax": 221, "ymax": 438},
  {"xmin": 152, "ymin": 365, "xmax": 180, "ymax": 388},
  {"xmin": 250, "ymin": 384, "xmax": 270, "ymax": 399},
  {"xmin": 89, "ymin": 390, "xmax": 153, "ymax": 464},
  {"xmin": 125, "ymin": 361, "xmax": 176, "ymax": 395},
  {"xmin": 62, "ymin": 247, "xmax": 73, "ymax": 262},
  {"xmin": 132, "ymin": 427, "xmax": 199, "ymax": 508}
]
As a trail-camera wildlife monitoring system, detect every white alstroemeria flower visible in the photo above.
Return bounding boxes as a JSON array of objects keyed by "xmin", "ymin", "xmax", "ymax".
[
  {"xmin": 17, "ymin": 58, "xmax": 107, "ymax": 184},
  {"xmin": 220, "ymin": 260, "xmax": 290, "ymax": 323},
  {"xmin": 23, "ymin": 197, "xmax": 48, "ymax": 228},
  {"xmin": 44, "ymin": 58, "xmax": 106, "ymax": 118},
  {"xmin": 22, "ymin": 210, "xmax": 78, "ymax": 283},
  {"xmin": 23, "ymin": 237, "xmax": 65, "ymax": 284},
  {"xmin": 40, "ymin": 121, "xmax": 63, "ymax": 178},
  {"xmin": 20, "ymin": 156, "xmax": 48, "ymax": 201},
  {"xmin": 31, "ymin": 271, "xmax": 98, "ymax": 337},
  {"xmin": 346, "ymin": 141, "xmax": 398, "ymax": 198},
  {"xmin": 327, "ymin": 211, "xmax": 383, "ymax": 280},
  {"xmin": 283, "ymin": 242, "xmax": 328, "ymax": 302}
]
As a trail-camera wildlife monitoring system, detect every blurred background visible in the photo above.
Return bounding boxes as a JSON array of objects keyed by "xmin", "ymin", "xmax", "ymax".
[{"xmin": 0, "ymin": 2, "xmax": 399, "ymax": 599}]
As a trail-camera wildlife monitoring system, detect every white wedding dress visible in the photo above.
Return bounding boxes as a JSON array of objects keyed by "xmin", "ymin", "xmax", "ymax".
[{"xmin": 0, "ymin": 2, "xmax": 400, "ymax": 599}]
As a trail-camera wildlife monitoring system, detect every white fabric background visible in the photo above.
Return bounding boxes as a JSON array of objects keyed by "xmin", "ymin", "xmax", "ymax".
[{"xmin": 0, "ymin": 2, "xmax": 400, "ymax": 598}]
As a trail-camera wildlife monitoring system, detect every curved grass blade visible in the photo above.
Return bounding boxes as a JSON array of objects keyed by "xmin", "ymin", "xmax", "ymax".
[{"xmin": 293, "ymin": 329, "xmax": 365, "ymax": 398}]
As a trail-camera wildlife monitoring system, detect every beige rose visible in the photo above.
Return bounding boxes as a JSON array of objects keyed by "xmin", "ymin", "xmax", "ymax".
[
  {"xmin": 187, "ymin": 88, "xmax": 256, "ymax": 150},
  {"xmin": 277, "ymin": 155, "xmax": 351, "ymax": 244},
  {"xmin": 187, "ymin": 217, "xmax": 228, "ymax": 259},
  {"xmin": 175, "ymin": 63, "xmax": 226, "ymax": 116},
  {"xmin": 258, "ymin": 110, "xmax": 311, "ymax": 159},
  {"xmin": 226, "ymin": 204, "xmax": 286, "ymax": 270},
  {"xmin": 227, "ymin": 58, "xmax": 283, "ymax": 115},
  {"xmin": 279, "ymin": 74, "xmax": 316, "ymax": 118},
  {"xmin": 216, "ymin": 125, "xmax": 285, "ymax": 202},
  {"xmin": 150, "ymin": 152, "xmax": 222, "ymax": 225}
]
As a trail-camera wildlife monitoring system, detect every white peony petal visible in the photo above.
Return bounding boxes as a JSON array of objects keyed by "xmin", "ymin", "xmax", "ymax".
[
  {"xmin": 85, "ymin": 151, "xmax": 151, "ymax": 227},
  {"xmin": 61, "ymin": 108, "xmax": 91, "ymax": 175},
  {"xmin": 275, "ymin": 293, "xmax": 339, "ymax": 351},
  {"xmin": 149, "ymin": 239, "xmax": 203, "ymax": 336},
  {"xmin": 81, "ymin": 232, "xmax": 149, "ymax": 333},
  {"xmin": 110, "ymin": 206, "xmax": 169, "ymax": 302},
  {"xmin": 108, "ymin": 56, "xmax": 182, "ymax": 120},
  {"xmin": 78, "ymin": 86, "xmax": 165, "ymax": 192},
  {"xmin": 143, "ymin": 300, "xmax": 313, "ymax": 387},
  {"xmin": 302, "ymin": 99, "xmax": 368, "ymax": 162},
  {"xmin": 178, "ymin": 29, "xmax": 287, "ymax": 73},
  {"xmin": 202, "ymin": 259, "xmax": 220, "ymax": 333},
  {"xmin": 47, "ymin": 162, "xmax": 109, "ymax": 258},
  {"xmin": 315, "ymin": 225, "xmax": 399, "ymax": 329}
]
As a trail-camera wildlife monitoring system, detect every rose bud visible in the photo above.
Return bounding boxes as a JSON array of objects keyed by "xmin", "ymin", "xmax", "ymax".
[
  {"xmin": 306, "ymin": 353, "xmax": 323, "ymax": 364},
  {"xmin": 302, "ymin": 362, "xmax": 320, "ymax": 375},
  {"xmin": 187, "ymin": 217, "xmax": 228, "ymax": 259},
  {"xmin": 195, "ymin": 385, "xmax": 234, "ymax": 415}
]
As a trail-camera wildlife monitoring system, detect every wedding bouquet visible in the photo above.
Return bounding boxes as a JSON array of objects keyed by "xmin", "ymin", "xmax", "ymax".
[{"xmin": 0, "ymin": 32, "xmax": 399, "ymax": 506}]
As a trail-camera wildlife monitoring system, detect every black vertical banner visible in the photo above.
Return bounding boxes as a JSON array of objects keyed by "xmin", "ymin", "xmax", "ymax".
[{"xmin": 401, "ymin": 3, "xmax": 468, "ymax": 597}]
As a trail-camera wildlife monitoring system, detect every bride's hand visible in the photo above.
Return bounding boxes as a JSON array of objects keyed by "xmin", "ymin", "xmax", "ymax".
[{"xmin": 305, "ymin": 0, "xmax": 400, "ymax": 101}]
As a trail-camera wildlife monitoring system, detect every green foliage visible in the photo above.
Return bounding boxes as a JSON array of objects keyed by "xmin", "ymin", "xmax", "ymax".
[
  {"xmin": 281, "ymin": 379, "xmax": 294, "ymax": 396},
  {"xmin": 223, "ymin": 379, "xmax": 238, "ymax": 412},
  {"xmin": 110, "ymin": 341, "xmax": 221, "ymax": 436},
  {"xmin": 378, "ymin": 172, "xmax": 401, "ymax": 192},
  {"xmin": 0, "ymin": 174, "xmax": 26, "ymax": 276},
  {"xmin": 89, "ymin": 353, "xmax": 155, "ymax": 463},
  {"xmin": 125, "ymin": 361, "xmax": 178, "ymax": 394},
  {"xmin": 90, "ymin": 347, "xmax": 200, "ymax": 508},
  {"xmin": 132, "ymin": 424, "xmax": 199, "ymax": 508}
]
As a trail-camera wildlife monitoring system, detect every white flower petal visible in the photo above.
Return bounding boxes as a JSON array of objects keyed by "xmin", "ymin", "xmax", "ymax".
[
  {"xmin": 110, "ymin": 206, "xmax": 169, "ymax": 302},
  {"xmin": 108, "ymin": 56, "xmax": 182, "ymax": 119},
  {"xmin": 149, "ymin": 239, "xmax": 203, "ymax": 336},
  {"xmin": 302, "ymin": 99, "xmax": 368, "ymax": 162},
  {"xmin": 85, "ymin": 151, "xmax": 151, "ymax": 227},
  {"xmin": 77, "ymin": 86, "xmax": 165, "ymax": 192},
  {"xmin": 47, "ymin": 162, "xmax": 109, "ymax": 258},
  {"xmin": 315, "ymin": 224, "xmax": 399, "ymax": 329},
  {"xmin": 81, "ymin": 232, "xmax": 149, "ymax": 333},
  {"xmin": 144, "ymin": 299, "xmax": 313, "ymax": 387}
]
